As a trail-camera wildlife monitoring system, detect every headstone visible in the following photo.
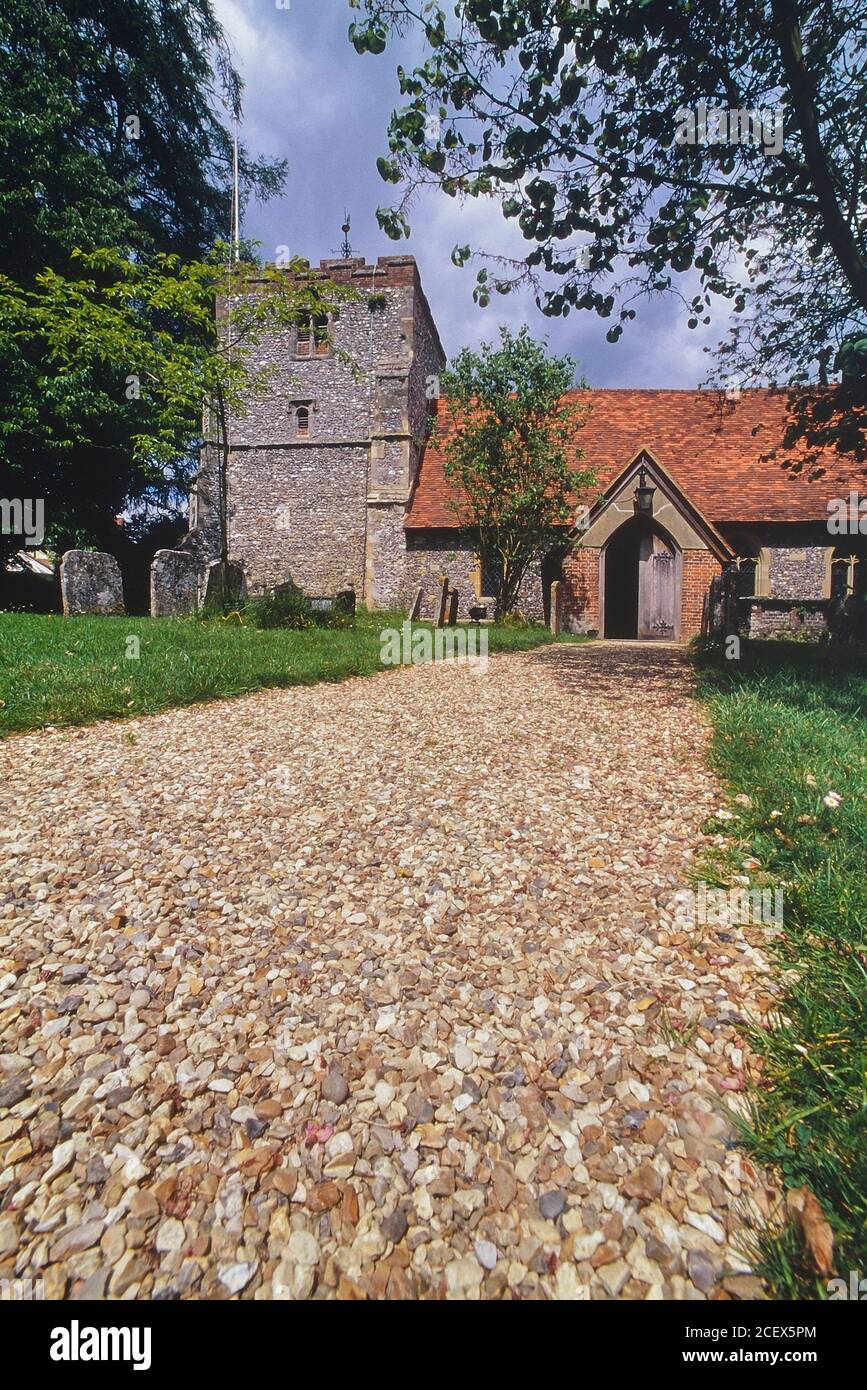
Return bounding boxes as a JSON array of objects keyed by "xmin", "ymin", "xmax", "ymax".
[
  {"xmin": 436, "ymin": 576, "xmax": 450, "ymax": 629},
  {"xmin": 150, "ymin": 549, "xmax": 199, "ymax": 617},
  {"xmin": 60, "ymin": 550, "xmax": 125, "ymax": 616},
  {"xmin": 447, "ymin": 588, "xmax": 459, "ymax": 626},
  {"xmin": 335, "ymin": 587, "xmax": 356, "ymax": 617},
  {"xmin": 709, "ymin": 574, "xmax": 726, "ymax": 634},
  {"xmin": 203, "ymin": 559, "xmax": 247, "ymax": 613},
  {"xmin": 549, "ymin": 579, "xmax": 563, "ymax": 635},
  {"xmin": 409, "ymin": 587, "xmax": 423, "ymax": 621}
]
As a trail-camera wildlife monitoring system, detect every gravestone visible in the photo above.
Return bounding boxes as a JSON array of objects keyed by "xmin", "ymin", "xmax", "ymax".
[
  {"xmin": 436, "ymin": 576, "xmax": 450, "ymax": 629},
  {"xmin": 446, "ymin": 588, "xmax": 459, "ymax": 626},
  {"xmin": 335, "ymin": 587, "xmax": 356, "ymax": 617},
  {"xmin": 708, "ymin": 574, "xmax": 727, "ymax": 635},
  {"xmin": 203, "ymin": 559, "xmax": 247, "ymax": 613},
  {"xmin": 150, "ymin": 549, "xmax": 199, "ymax": 617},
  {"xmin": 60, "ymin": 550, "xmax": 125, "ymax": 616},
  {"xmin": 549, "ymin": 579, "xmax": 563, "ymax": 635},
  {"xmin": 409, "ymin": 587, "xmax": 423, "ymax": 621}
]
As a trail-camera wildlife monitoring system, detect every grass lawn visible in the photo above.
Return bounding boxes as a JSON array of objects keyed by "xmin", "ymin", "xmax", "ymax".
[
  {"xmin": 693, "ymin": 638, "xmax": 867, "ymax": 1297},
  {"xmin": 0, "ymin": 611, "xmax": 589, "ymax": 737}
]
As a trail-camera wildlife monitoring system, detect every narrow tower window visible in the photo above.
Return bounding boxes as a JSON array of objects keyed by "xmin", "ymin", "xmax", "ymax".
[
  {"xmin": 313, "ymin": 314, "xmax": 329, "ymax": 356},
  {"xmin": 295, "ymin": 405, "xmax": 310, "ymax": 438},
  {"xmin": 296, "ymin": 315, "xmax": 329, "ymax": 357}
]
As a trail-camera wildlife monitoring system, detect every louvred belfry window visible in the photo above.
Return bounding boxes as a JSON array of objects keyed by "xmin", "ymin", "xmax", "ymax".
[
  {"xmin": 295, "ymin": 406, "xmax": 310, "ymax": 438},
  {"xmin": 313, "ymin": 314, "xmax": 329, "ymax": 356},
  {"xmin": 296, "ymin": 314, "xmax": 329, "ymax": 357}
]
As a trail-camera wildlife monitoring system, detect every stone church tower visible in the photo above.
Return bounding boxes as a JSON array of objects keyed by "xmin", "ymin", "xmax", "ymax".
[{"xmin": 186, "ymin": 254, "xmax": 445, "ymax": 608}]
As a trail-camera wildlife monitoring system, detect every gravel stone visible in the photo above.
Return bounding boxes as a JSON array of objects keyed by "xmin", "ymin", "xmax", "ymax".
[{"xmin": 0, "ymin": 643, "xmax": 776, "ymax": 1299}]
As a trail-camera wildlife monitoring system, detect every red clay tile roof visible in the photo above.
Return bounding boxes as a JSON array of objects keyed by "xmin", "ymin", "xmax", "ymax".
[{"xmin": 405, "ymin": 389, "xmax": 856, "ymax": 528}]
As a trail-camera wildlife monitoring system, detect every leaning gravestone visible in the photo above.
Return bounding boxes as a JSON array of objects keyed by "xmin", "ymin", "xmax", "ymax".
[
  {"xmin": 60, "ymin": 550, "xmax": 125, "ymax": 616},
  {"xmin": 203, "ymin": 558, "xmax": 247, "ymax": 613},
  {"xmin": 150, "ymin": 549, "xmax": 199, "ymax": 617}
]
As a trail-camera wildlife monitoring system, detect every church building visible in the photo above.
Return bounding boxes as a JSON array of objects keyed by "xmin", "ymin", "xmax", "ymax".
[{"xmin": 186, "ymin": 254, "xmax": 864, "ymax": 640}]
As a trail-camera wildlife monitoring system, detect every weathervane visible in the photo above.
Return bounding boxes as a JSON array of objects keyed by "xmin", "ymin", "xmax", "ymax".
[{"xmin": 334, "ymin": 212, "xmax": 353, "ymax": 260}]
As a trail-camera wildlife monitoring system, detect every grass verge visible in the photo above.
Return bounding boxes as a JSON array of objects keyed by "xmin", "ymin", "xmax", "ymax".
[
  {"xmin": 692, "ymin": 637, "xmax": 867, "ymax": 1297},
  {"xmin": 0, "ymin": 611, "xmax": 589, "ymax": 736}
]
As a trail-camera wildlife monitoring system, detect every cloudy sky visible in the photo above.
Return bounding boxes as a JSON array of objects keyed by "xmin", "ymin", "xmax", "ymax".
[{"xmin": 214, "ymin": 0, "xmax": 732, "ymax": 387}]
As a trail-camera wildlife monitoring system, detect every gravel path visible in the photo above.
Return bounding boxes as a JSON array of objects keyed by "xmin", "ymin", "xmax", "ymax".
[{"xmin": 0, "ymin": 641, "xmax": 777, "ymax": 1300}]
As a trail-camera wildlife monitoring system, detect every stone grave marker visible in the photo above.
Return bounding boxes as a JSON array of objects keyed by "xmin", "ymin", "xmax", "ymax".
[
  {"xmin": 150, "ymin": 549, "xmax": 199, "ymax": 617},
  {"xmin": 203, "ymin": 559, "xmax": 247, "ymax": 613},
  {"xmin": 60, "ymin": 550, "xmax": 125, "ymax": 616}
]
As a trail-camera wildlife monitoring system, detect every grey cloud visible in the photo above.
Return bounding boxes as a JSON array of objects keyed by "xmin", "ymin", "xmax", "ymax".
[{"xmin": 218, "ymin": 0, "xmax": 733, "ymax": 386}]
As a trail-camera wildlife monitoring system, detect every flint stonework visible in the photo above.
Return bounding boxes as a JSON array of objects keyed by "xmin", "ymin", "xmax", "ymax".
[
  {"xmin": 184, "ymin": 256, "xmax": 446, "ymax": 612},
  {"xmin": 60, "ymin": 550, "xmax": 125, "ymax": 616}
]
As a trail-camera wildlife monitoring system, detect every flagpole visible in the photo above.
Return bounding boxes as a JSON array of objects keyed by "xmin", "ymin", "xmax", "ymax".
[{"xmin": 231, "ymin": 115, "xmax": 240, "ymax": 263}]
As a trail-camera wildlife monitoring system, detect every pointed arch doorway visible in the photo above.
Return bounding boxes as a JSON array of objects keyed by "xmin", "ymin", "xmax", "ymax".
[{"xmin": 601, "ymin": 517, "xmax": 681, "ymax": 640}]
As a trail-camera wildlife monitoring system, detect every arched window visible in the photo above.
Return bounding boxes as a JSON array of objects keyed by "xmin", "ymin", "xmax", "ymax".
[
  {"xmin": 295, "ymin": 406, "xmax": 309, "ymax": 438},
  {"xmin": 733, "ymin": 555, "xmax": 758, "ymax": 599},
  {"xmin": 829, "ymin": 547, "xmax": 858, "ymax": 601}
]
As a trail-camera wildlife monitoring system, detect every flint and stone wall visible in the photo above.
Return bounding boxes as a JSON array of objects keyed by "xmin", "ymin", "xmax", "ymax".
[
  {"xmin": 227, "ymin": 444, "xmax": 369, "ymax": 596},
  {"xmin": 185, "ymin": 256, "xmax": 445, "ymax": 609},
  {"xmin": 766, "ymin": 545, "xmax": 828, "ymax": 600},
  {"xmin": 404, "ymin": 532, "xmax": 545, "ymax": 620},
  {"xmin": 727, "ymin": 532, "xmax": 834, "ymax": 637}
]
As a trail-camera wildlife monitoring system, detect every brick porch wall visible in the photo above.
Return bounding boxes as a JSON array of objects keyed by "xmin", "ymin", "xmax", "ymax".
[
  {"xmin": 562, "ymin": 546, "xmax": 721, "ymax": 639},
  {"xmin": 682, "ymin": 551, "xmax": 723, "ymax": 639},
  {"xmin": 562, "ymin": 547, "xmax": 601, "ymax": 633}
]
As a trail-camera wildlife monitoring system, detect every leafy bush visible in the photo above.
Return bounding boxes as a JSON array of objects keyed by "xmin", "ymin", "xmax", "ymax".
[
  {"xmin": 501, "ymin": 610, "xmax": 541, "ymax": 629},
  {"xmin": 245, "ymin": 579, "xmax": 355, "ymax": 631}
]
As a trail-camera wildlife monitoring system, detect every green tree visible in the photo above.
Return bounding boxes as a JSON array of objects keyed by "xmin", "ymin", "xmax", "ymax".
[
  {"xmin": 0, "ymin": 249, "xmax": 355, "ymax": 593},
  {"xmin": 351, "ymin": 0, "xmax": 867, "ymax": 467},
  {"xmin": 440, "ymin": 326, "xmax": 593, "ymax": 617},
  {"xmin": 0, "ymin": 0, "xmax": 285, "ymax": 587}
]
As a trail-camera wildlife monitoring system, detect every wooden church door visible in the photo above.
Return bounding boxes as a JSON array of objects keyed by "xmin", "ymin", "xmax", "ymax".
[{"xmin": 637, "ymin": 531, "xmax": 677, "ymax": 639}]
